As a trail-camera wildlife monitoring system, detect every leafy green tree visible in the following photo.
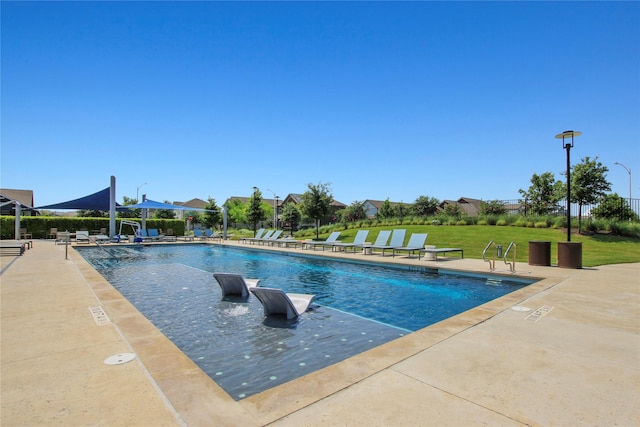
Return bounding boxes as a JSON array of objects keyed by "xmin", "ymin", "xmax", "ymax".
[
  {"xmin": 340, "ymin": 201, "xmax": 367, "ymax": 223},
  {"xmin": 153, "ymin": 200, "xmax": 176, "ymax": 219},
  {"xmin": 281, "ymin": 203, "xmax": 301, "ymax": 236},
  {"xmin": 481, "ymin": 200, "xmax": 508, "ymax": 216},
  {"xmin": 377, "ymin": 199, "xmax": 395, "ymax": 219},
  {"xmin": 571, "ymin": 156, "xmax": 611, "ymax": 231},
  {"xmin": 395, "ymin": 202, "xmax": 409, "ymax": 223},
  {"xmin": 299, "ymin": 182, "xmax": 334, "ymax": 239},
  {"xmin": 117, "ymin": 196, "xmax": 140, "ymax": 218},
  {"xmin": 442, "ymin": 203, "xmax": 462, "ymax": 219},
  {"xmin": 591, "ymin": 193, "xmax": 638, "ymax": 221},
  {"xmin": 202, "ymin": 197, "xmax": 222, "ymax": 229},
  {"xmin": 518, "ymin": 172, "xmax": 565, "ymax": 216},
  {"xmin": 77, "ymin": 209, "xmax": 108, "ymax": 218},
  {"xmin": 413, "ymin": 195, "xmax": 439, "ymax": 217},
  {"xmin": 225, "ymin": 199, "xmax": 246, "ymax": 227},
  {"xmin": 246, "ymin": 189, "xmax": 267, "ymax": 235}
]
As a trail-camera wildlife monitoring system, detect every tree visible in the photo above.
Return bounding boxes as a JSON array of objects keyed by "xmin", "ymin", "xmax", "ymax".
[
  {"xmin": 442, "ymin": 203, "xmax": 462, "ymax": 219},
  {"xmin": 153, "ymin": 200, "xmax": 176, "ymax": 219},
  {"xmin": 481, "ymin": 200, "xmax": 508, "ymax": 216},
  {"xmin": 246, "ymin": 189, "xmax": 267, "ymax": 235},
  {"xmin": 281, "ymin": 203, "xmax": 301, "ymax": 236},
  {"xmin": 117, "ymin": 196, "xmax": 140, "ymax": 219},
  {"xmin": 77, "ymin": 209, "xmax": 108, "ymax": 218},
  {"xmin": 395, "ymin": 202, "xmax": 409, "ymax": 223},
  {"xmin": 299, "ymin": 182, "xmax": 334, "ymax": 239},
  {"xmin": 413, "ymin": 195, "xmax": 439, "ymax": 217},
  {"xmin": 591, "ymin": 193, "xmax": 638, "ymax": 221},
  {"xmin": 571, "ymin": 156, "xmax": 611, "ymax": 232},
  {"xmin": 202, "ymin": 197, "xmax": 222, "ymax": 229},
  {"xmin": 225, "ymin": 198, "xmax": 246, "ymax": 227},
  {"xmin": 377, "ymin": 199, "xmax": 395, "ymax": 219},
  {"xmin": 340, "ymin": 201, "xmax": 367, "ymax": 224},
  {"xmin": 518, "ymin": 172, "xmax": 565, "ymax": 216}
]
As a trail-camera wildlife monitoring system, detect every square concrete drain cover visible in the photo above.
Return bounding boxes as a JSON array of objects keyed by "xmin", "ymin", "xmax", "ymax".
[
  {"xmin": 89, "ymin": 306, "xmax": 111, "ymax": 326},
  {"xmin": 525, "ymin": 305, "xmax": 554, "ymax": 322}
]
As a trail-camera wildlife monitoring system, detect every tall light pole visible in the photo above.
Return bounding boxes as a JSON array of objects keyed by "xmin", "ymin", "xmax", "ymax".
[
  {"xmin": 136, "ymin": 182, "xmax": 147, "ymax": 203},
  {"xmin": 266, "ymin": 188, "xmax": 279, "ymax": 229},
  {"xmin": 614, "ymin": 162, "xmax": 632, "ymax": 209},
  {"xmin": 555, "ymin": 130, "xmax": 581, "ymax": 242}
]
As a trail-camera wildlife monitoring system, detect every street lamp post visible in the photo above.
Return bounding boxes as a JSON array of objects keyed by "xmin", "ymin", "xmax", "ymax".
[
  {"xmin": 136, "ymin": 182, "xmax": 147, "ymax": 203},
  {"xmin": 614, "ymin": 162, "xmax": 632, "ymax": 214},
  {"xmin": 555, "ymin": 130, "xmax": 583, "ymax": 269},
  {"xmin": 555, "ymin": 130, "xmax": 581, "ymax": 242},
  {"xmin": 266, "ymin": 188, "xmax": 279, "ymax": 229}
]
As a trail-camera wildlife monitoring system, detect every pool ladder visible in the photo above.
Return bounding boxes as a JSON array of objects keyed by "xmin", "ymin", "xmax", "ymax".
[{"xmin": 483, "ymin": 241, "xmax": 517, "ymax": 273}]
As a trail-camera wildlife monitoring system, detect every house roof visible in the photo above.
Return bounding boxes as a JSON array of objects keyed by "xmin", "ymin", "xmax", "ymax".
[{"xmin": 174, "ymin": 198, "xmax": 208, "ymax": 209}]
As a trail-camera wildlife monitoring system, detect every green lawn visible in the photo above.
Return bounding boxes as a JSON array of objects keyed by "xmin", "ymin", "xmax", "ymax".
[{"xmin": 309, "ymin": 225, "xmax": 640, "ymax": 267}]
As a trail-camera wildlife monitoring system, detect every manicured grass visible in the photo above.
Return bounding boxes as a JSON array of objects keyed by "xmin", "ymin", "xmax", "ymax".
[{"xmin": 312, "ymin": 225, "xmax": 640, "ymax": 267}]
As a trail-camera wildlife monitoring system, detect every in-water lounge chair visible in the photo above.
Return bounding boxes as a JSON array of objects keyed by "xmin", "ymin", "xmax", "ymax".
[
  {"xmin": 370, "ymin": 229, "xmax": 406, "ymax": 256},
  {"xmin": 392, "ymin": 233, "xmax": 428, "ymax": 258},
  {"xmin": 213, "ymin": 273, "xmax": 260, "ymax": 298},
  {"xmin": 303, "ymin": 231, "xmax": 341, "ymax": 251},
  {"xmin": 249, "ymin": 287, "xmax": 315, "ymax": 319},
  {"xmin": 331, "ymin": 230, "xmax": 369, "ymax": 252}
]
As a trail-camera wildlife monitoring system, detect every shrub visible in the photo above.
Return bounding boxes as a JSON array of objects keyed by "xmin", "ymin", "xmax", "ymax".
[
  {"xmin": 456, "ymin": 219, "xmax": 467, "ymax": 226},
  {"xmin": 534, "ymin": 221, "xmax": 548, "ymax": 228},
  {"xmin": 477, "ymin": 220, "xmax": 488, "ymax": 226},
  {"xmin": 496, "ymin": 219, "xmax": 508, "ymax": 226}
]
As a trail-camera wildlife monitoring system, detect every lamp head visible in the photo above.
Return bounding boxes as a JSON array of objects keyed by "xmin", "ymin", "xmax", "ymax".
[{"xmin": 555, "ymin": 130, "xmax": 581, "ymax": 148}]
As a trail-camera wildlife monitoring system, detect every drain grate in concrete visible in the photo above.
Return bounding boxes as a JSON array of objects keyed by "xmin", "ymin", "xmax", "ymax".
[
  {"xmin": 88, "ymin": 306, "xmax": 111, "ymax": 326},
  {"xmin": 525, "ymin": 305, "xmax": 554, "ymax": 322}
]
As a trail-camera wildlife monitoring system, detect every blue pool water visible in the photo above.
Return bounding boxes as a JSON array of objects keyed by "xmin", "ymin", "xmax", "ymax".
[{"xmin": 78, "ymin": 244, "xmax": 532, "ymax": 400}]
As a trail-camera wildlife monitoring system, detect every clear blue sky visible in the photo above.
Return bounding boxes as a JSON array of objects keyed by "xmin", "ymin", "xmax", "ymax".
[{"xmin": 2, "ymin": 1, "xmax": 639, "ymax": 208}]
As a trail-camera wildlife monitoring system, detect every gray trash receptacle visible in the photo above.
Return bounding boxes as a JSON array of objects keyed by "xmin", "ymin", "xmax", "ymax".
[{"xmin": 529, "ymin": 241, "xmax": 551, "ymax": 266}]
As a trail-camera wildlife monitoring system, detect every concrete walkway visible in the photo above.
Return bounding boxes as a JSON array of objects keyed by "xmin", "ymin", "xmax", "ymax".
[{"xmin": 1, "ymin": 240, "xmax": 638, "ymax": 426}]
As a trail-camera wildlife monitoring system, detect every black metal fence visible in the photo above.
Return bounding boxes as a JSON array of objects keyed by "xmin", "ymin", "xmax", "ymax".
[{"xmin": 495, "ymin": 198, "xmax": 640, "ymax": 221}]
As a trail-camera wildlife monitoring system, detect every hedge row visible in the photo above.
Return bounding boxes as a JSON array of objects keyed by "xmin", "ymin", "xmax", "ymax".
[{"xmin": 0, "ymin": 216, "xmax": 186, "ymax": 239}]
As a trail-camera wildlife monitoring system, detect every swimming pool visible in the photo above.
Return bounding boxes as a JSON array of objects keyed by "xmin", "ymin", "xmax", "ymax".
[{"xmin": 78, "ymin": 244, "xmax": 533, "ymax": 400}]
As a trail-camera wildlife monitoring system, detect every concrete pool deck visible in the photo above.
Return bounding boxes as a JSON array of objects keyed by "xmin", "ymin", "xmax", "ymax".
[{"xmin": 1, "ymin": 240, "xmax": 638, "ymax": 426}]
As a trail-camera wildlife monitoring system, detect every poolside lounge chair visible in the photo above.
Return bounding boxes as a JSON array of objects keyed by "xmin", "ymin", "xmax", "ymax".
[
  {"xmin": 303, "ymin": 231, "xmax": 341, "ymax": 251},
  {"xmin": 245, "ymin": 229, "xmax": 274, "ymax": 245},
  {"xmin": 370, "ymin": 229, "xmax": 406, "ymax": 256},
  {"xmin": 241, "ymin": 228, "xmax": 265, "ymax": 244},
  {"xmin": 19, "ymin": 228, "xmax": 32, "ymax": 239},
  {"xmin": 147, "ymin": 228, "xmax": 165, "ymax": 241},
  {"xmin": 257, "ymin": 229, "xmax": 283, "ymax": 245},
  {"xmin": 193, "ymin": 229, "xmax": 207, "ymax": 240},
  {"xmin": 392, "ymin": 233, "xmax": 428, "ymax": 258},
  {"xmin": 46, "ymin": 227, "xmax": 58, "ymax": 240},
  {"xmin": 249, "ymin": 287, "xmax": 315, "ymax": 319},
  {"xmin": 331, "ymin": 230, "xmax": 370, "ymax": 252},
  {"xmin": 76, "ymin": 230, "xmax": 90, "ymax": 244},
  {"xmin": 213, "ymin": 273, "xmax": 260, "ymax": 298},
  {"xmin": 353, "ymin": 230, "xmax": 391, "ymax": 254}
]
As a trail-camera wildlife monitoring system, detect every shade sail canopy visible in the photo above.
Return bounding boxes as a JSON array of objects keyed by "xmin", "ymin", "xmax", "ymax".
[
  {"xmin": 36, "ymin": 187, "xmax": 123, "ymax": 211},
  {"xmin": 126, "ymin": 199, "xmax": 210, "ymax": 211}
]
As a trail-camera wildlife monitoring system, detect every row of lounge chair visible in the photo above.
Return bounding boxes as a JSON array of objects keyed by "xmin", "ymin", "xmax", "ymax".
[
  {"xmin": 302, "ymin": 229, "xmax": 429, "ymax": 258},
  {"xmin": 241, "ymin": 228, "xmax": 462, "ymax": 259},
  {"xmin": 213, "ymin": 273, "xmax": 315, "ymax": 320}
]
